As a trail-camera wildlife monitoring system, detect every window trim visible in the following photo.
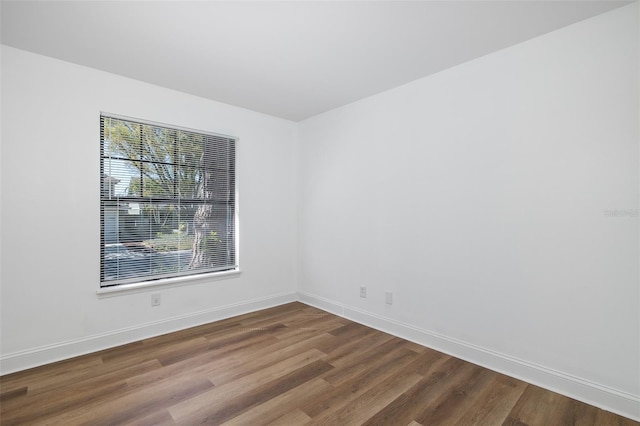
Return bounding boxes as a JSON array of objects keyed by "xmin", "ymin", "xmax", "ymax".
[
  {"xmin": 96, "ymin": 268, "xmax": 242, "ymax": 297},
  {"xmin": 99, "ymin": 112, "xmax": 240, "ymax": 291}
]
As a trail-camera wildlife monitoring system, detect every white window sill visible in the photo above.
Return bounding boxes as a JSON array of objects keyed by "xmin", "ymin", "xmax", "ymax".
[{"xmin": 96, "ymin": 269, "xmax": 241, "ymax": 298}]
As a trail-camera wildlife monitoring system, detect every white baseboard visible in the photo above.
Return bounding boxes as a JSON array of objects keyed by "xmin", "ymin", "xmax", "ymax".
[
  {"xmin": 0, "ymin": 291, "xmax": 297, "ymax": 375},
  {"xmin": 298, "ymin": 291, "xmax": 640, "ymax": 422}
]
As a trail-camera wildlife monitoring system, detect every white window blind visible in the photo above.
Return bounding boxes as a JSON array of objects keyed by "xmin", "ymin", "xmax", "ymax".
[{"xmin": 100, "ymin": 114, "xmax": 237, "ymax": 287}]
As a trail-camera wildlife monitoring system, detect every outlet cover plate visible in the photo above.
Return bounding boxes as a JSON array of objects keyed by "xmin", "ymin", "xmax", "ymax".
[{"xmin": 151, "ymin": 294, "xmax": 161, "ymax": 307}]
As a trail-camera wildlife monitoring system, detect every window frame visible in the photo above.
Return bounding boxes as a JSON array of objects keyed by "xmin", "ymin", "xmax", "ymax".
[{"xmin": 98, "ymin": 113, "xmax": 239, "ymax": 292}]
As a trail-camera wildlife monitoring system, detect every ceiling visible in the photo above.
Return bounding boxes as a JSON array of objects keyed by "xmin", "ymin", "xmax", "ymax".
[{"xmin": 1, "ymin": 1, "xmax": 632, "ymax": 121}]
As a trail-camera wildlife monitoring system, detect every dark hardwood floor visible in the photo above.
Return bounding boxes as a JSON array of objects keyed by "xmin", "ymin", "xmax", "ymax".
[{"xmin": 0, "ymin": 302, "xmax": 637, "ymax": 425}]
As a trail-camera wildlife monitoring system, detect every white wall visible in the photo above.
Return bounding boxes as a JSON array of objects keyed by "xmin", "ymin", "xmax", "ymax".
[
  {"xmin": 0, "ymin": 46, "xmax": 298, "ymax": 371},
  {"xmin": 298, "ymin": 3, "xmax": 639, "ymax": 418}
]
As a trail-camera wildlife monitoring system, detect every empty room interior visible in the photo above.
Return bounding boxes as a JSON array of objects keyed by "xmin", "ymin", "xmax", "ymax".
[{"xmin": 1, "ymin": 0, "xmax": 639, "ymax": 424}]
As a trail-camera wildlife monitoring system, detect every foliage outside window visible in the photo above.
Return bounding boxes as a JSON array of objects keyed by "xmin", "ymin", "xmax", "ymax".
[{"xmin": 100, "ymin": 114, "xmax": 237, "ymax": 287}]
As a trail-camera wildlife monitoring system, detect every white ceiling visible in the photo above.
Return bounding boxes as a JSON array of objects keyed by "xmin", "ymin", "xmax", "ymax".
[{"xmin": 1, "ymin": 1, "xmax": 631, "ymax": 121}]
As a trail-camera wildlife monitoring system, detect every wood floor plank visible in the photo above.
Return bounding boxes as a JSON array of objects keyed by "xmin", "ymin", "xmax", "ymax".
[
  {"xmin": 403, "ymin": 347, "xmax": 451, "ymax": 377},
  {"xmin": 504, "ymin": 384, "xmax": 577, "ymax": 426},
  {"xmin": 275, "ymin": 314, "xmax": 347, "ymax": 341},
  {"xmin": 98, "ymin": 340, "xmax": 151, "ymax": 364},
  {"xmin": 168, "ymin": 348, "xmax": 327, "ymax": 422},
  {"xmin": 403, "ymin": 340, "xmax": 429, "ymax": 353},
  {"xmin": 19, "ymin": 358, "xmax": 161, "ymax": 402},
  {"xmin": 306, "ymin": 368, "xmax": 423, "ymax": 425},
  {"xmin": 215, "ymin": 359, "xmax": 332, "ymax": 422},
  {"xmin": 208, "ymin": 342, "xmax": 329, "ymax": 386},
  {"xmin": 328, "ymin": 321, "xmax": 374, "ymax": 338},
  {"xmin": 322, "ymin": 337, "xmax": 408, "ymax": 384},
  {"xmin": 49, "ymin": 374, "xmax": 214, "ymax": 425},
  {"xmin": 204, "ymin": 324, "xmax": 284, "ymax": 353},
  {"xmin": 414, "ymin": 363, "xmax": 497, "ymax": 425},
  {"xmin": 1, "ymin": 364, "xmax": 136, "ymax": 415},
  {"xmin": 321, "ymin": 328, "xmax": 394, "ymax": 367},
  {"xmin": 126, "ymin": 331, "xmax": 330, "ymax": 393},
  {"xmin": 0, "ymin": 386, "xmax": 27, "ymax": 403},
  {"xmin": 555, "ymin": 396, "xmax": 601, "ymax": 425},
  {"xmin": 0, "ymin": 355, "xmax": 104, "ymax": 394},
  {"xmin": 268, "ymin": 408, "xmax": 312, "ymax": 426},
  {"xmin": 123, "ymin": 409, "xmax": 176, "ymax": 426},
  {"xmin": 300, "ymin": 347, "xmax": 420, "ymax": 419},
  {"xmin": 0, "ymin": 380, "xmax": 129, "ymax": 425},
  {"xmin": 151, "ymin": 335, "xmax": 212, "ymax": 365},
  {"xmin": 122, "ymin": 342, "xmax": 243, "ymax": 389},
  {"xmin": 221, "ymin": 377, "xmax": 332, "ymax": 425},
  {"xmin": 358, "ymin": 355, "xmax": 466, "ymax": 426},
  {"xmin": 233, "ymin": 302, "xmax": 308, "ymax": 328},
  {"xmin": 454, "ymin": 373, "xmax": 528, "ymax": 425},
  {"xmin": 174, "ymin": 359, "xmax": 333, "ymax": 424},
  {"xmin": 0, "ymin": 302, "xmax": 637, "ymax": 426}
]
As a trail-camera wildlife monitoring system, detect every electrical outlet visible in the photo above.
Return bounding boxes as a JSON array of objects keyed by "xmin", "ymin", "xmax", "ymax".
[
  {"xmin": 385, "ymin": 291, "xmax": 393, "ymax": 305},
  {"xmin": 360, "ymin": 286, "xmax": 366, "ymax": 298},
  {"xmin": 151, "ymin": 294, "xmax": 161, "ymax": 307}
]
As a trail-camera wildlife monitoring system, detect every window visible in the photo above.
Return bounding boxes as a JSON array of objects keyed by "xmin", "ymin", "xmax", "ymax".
[{"xmin": 100, "ymin": 114, "xmax": 237, "ymax": 287}]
